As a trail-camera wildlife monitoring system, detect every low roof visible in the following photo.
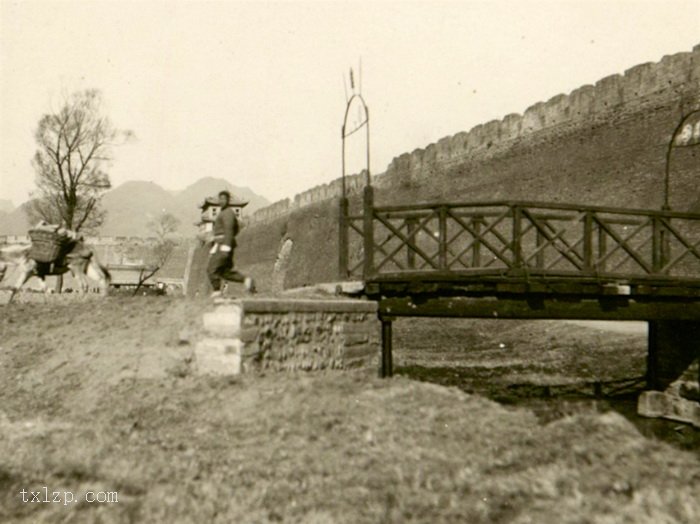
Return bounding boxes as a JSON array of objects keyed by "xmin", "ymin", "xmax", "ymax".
[{"xmin": 200, "ymin": 195, "xmax": 249, "ymax": 209}]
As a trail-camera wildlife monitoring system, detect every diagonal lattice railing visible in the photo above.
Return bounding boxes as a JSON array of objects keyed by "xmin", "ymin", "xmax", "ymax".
[{"xmin": 339, "ymin": 187, "xmax": 700, "ymax": 283}]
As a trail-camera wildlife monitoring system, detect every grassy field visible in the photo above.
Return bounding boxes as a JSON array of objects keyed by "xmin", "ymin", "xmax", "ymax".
[{"xmin": 0, "ymin": 297, "xmax": 699, "ymax": 523}]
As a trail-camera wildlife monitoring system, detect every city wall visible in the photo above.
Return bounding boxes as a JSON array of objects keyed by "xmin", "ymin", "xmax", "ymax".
[
  {"xmin": 244, "ymin": 45, "xmax": 700, "ymax": 226},
  {"xmin": 233, "ymin": 44, "xmax": 700, "ymax": 289}
]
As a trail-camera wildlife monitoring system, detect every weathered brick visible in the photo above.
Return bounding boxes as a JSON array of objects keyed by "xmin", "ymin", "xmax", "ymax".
[
  {"xmin": 240, "ymin": 326, "xmax": 260, "ymax": 343},
  {"xmin": 343, "ymin": 345, "xmax": 374, "ymax": 359},
  {"xmin": 342, "ymin": 333, "xmax": 370, "ymax": 346},
  {"xmin": 194, "ymin": 338, "xmax": 243, "ymax": 375}
]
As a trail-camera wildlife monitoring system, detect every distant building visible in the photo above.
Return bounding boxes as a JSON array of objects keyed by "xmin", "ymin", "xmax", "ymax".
[
  {"xmin": 108, "ymin": 264, "xmax": 157, "ymax": 288},
  {"xmin": 196, "ymin": 195, "xmax": 248, "ymax": 237}
]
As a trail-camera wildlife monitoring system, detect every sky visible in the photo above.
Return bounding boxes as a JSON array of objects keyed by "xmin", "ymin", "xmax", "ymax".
[{"xmin": 1, "ymin": 0, "xmax": 699, "ymax": 207}]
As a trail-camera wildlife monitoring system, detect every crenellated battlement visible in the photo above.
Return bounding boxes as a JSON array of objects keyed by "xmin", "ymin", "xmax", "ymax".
[{"xmin": 244, "ymin": 44, "xmax": 699, "ymax": 225}]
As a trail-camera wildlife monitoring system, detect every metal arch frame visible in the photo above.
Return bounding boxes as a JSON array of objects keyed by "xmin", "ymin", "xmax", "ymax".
[
  {"xmin": 663, "ymin": 107, "xmax": 700, "ymax": 211},
  {"xmin": 338, "ymin": 92, "xmax": 371, "ymax": 280},
  {"xmin": 341, "ymin": 93, "xmax": 371, "ymax": 197}
]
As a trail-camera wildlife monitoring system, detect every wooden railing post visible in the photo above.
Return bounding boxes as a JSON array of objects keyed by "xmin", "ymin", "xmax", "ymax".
[
  {"xmin": 471, "ymin": 216, "xmax": 482, "ymax": 268},
  {"xmin": 652, "ymin": 215, "xmax": 662, "ymax": 273},
  {"xmin": 597, "ymin": 223, "xmax": 607, "ymax": 273},
  {"xmin": 405, "ymin": 217, "xmax": 418, "ymax": 270},
  {"xmin": 661, "ymin": 217, "xmax": 670, "ymax": 272},
  {"xmin": 438, "ymin": 206, "xmax": 448, "ymax": 270},
  {"xmin": 338, "ymin": 196, "xmax": 349, "ymax": 279},
  {"xmin": 362, "ymin": 185, "xmax": 375, "ymax": 279},
  {"xmin": 512, "ymin": 205, "xmax": 523, "ymax": 268},
  {"xmin": 652, "ymin": 215, "xmax": 671, "ymax": 274},
  {"xmin": 535, "ymin": 230, "xmax": 545, "ymax": 269},
  {"xmin": 583, "ymin": 212, "xmax": 594, "ymax": 273}
]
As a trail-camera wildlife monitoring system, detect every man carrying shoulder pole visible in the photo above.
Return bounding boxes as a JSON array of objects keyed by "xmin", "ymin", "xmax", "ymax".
[{"xmin": 207, "ymin": 190, "xmax": 255, "ymax": 298}]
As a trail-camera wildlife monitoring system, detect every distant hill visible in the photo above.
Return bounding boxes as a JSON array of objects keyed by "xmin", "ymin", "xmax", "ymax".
[
  {"xmin": 0, "ymin": 199, "xmax": 14, "ymax": 214},
  {"xmin": 0, "ymin": 203, "xmax": 30, "ymax": 236},
  {"xmin": 0, "ymin": 178, "xmax": 271, "ymax": 237},
  {"xmin": 100, "ymin": 181, "xmax": 179, "ymax": 236}
]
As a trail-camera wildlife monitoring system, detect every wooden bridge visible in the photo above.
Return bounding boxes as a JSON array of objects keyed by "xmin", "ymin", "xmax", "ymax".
[{"xmin": 339, "ymin": 186, "xmax": 700, "ymax": 387}]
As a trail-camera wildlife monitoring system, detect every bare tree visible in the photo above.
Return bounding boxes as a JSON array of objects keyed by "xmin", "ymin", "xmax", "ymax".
[
  {"xmin": 132, "ymin": 212, "xmax": 181, "ymax": 294},
  {"xmin": 27, "ymin": 89, "xmax": 132, "ymax": 232}
]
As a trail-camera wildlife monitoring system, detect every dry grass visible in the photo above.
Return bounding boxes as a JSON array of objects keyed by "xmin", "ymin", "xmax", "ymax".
[{"xmin": 0, "ymin": 298, "xmax": 698, "ymax": 523}]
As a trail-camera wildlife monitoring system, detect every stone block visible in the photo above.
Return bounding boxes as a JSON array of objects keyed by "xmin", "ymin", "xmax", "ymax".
[
  {"xmin": 240, "ymin": 325, "xmax": 260, "ymax": 343},
  {"xmin": 240, "ymin": 298, "xmax": 377, "ymax": 314},
  {"xmin": 343, "ymin": 345, "xmax": 375, "ymax": 360},
  {"xmin": 638, "ymin": 391, "xmax": 700, "ymax": 428},
  {"xmin": 342, "ymin": 332, "xmax": 370, "ymax": 346},
  {"xmin": 194, "ymin": 338, "xmax": 243, "ymax": 376},
  {"xmin": 202, "ymin": 304, "xmax": 242, "ymax": 337}
]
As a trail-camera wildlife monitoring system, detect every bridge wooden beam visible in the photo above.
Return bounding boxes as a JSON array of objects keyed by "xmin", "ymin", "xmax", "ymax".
[
  {"xmin": 366, "ymin": 277, "xmax": 700, "ymax": 299},
  {"xmin": 378, "ymin": 296, "xmax": 700, "ymax": 321}
]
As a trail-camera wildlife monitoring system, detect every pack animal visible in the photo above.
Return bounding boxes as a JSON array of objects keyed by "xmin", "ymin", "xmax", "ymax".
[{"xmin": 0, "ymin": 239, "xmax": 111, "ymax": 303}]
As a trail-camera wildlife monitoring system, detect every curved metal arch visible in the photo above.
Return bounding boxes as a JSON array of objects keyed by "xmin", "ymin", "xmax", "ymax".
[{"xmin": 341, "ymin": 93, "xmax": 370, "ymax": 198}]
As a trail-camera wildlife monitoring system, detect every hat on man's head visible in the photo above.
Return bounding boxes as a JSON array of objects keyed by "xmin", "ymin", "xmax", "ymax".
[{"xmin": 218, "ymin": 190, "xmax": 231, "ymax": 199}]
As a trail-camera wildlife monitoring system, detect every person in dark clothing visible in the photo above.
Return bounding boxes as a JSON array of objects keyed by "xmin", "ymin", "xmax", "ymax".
[{"xmin": 207, "ymin": 190, "xmax": 255, "ymax": 297}]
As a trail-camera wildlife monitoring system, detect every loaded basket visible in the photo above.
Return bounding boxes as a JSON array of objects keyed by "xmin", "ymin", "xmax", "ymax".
[{"xmin": 28, "ymin": 227, "xmax": 69, "ymax": 264}]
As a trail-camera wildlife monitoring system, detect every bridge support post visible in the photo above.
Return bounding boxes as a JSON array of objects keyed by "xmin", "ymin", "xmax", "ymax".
[
  {"xmin": 640, "ymin": 320, "xmax": 700, "ymax": 427},
  {"xmin": 646, "ymin": 320, "xmax": 700, "ymax": 390},
  {"xmin": 380, "ymin": 317, "xmax": 393, "ymax": 378}
]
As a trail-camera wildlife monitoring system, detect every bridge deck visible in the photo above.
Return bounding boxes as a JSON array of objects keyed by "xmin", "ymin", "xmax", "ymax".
[
  {"xmin": 364, "ymin": 273, "xmax": 700, "ymax": 322},
  {"xmin": 365, "ymin": 270, "xmax": 700, "ymax": 298}
]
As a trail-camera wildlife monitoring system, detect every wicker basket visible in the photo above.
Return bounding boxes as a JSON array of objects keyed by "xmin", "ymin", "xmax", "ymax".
[{"xmin": 28, "ymin": 229, "xmax": 67, "ymax": 263}]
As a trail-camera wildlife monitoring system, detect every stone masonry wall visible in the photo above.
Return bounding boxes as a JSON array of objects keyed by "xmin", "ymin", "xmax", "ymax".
[{"xmin": 195, "ymin": 299, "xmax": 379, "ymax": 375}]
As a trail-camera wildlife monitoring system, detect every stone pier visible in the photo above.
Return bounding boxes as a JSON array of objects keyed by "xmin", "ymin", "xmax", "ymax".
[
  {"xmin": 195, "ymin": 298, "xmax": 380, "ymax": 375},
  {"xmin": 638, "ymin": 320, "xmax": 700, "ymax": 428}
]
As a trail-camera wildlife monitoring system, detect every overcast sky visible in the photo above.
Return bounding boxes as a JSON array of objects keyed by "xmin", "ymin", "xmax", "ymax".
[{"xmin": 1, "ymin": 0, "xmax": 698, "ymax": 206}]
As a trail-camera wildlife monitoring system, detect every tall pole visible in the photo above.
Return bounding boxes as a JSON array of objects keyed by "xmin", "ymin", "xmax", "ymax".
[{"xmin": 339, "ymin": 68, "xmax": 371, "ymax": 280}]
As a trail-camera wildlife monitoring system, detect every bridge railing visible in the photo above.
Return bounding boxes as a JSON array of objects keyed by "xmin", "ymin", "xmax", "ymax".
[{"xmin": 339, "ymin": 187, "xmax": 700, "ymax": 283}]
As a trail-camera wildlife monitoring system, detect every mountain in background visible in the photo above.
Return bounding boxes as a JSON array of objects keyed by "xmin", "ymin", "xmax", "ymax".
[
  {"xmin": 0, "ymin": 199, "xmax": 14, "ymax": 214},
  {"xmin": 0, "ymin": 177, "xmax": 271, "ymax": 237},
  {"xmin": 171, "ymin": 177, "xmax": 271, "ymax": 229},
  {"xmin": 0, "ymin": 202, "xmax": 32, "ymax": 236}
]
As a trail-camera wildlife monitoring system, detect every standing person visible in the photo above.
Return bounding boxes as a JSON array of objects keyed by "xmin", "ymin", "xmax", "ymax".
[{"xmin": 207, "ymin": 190, "xmax": 255, "ymax": 298}]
